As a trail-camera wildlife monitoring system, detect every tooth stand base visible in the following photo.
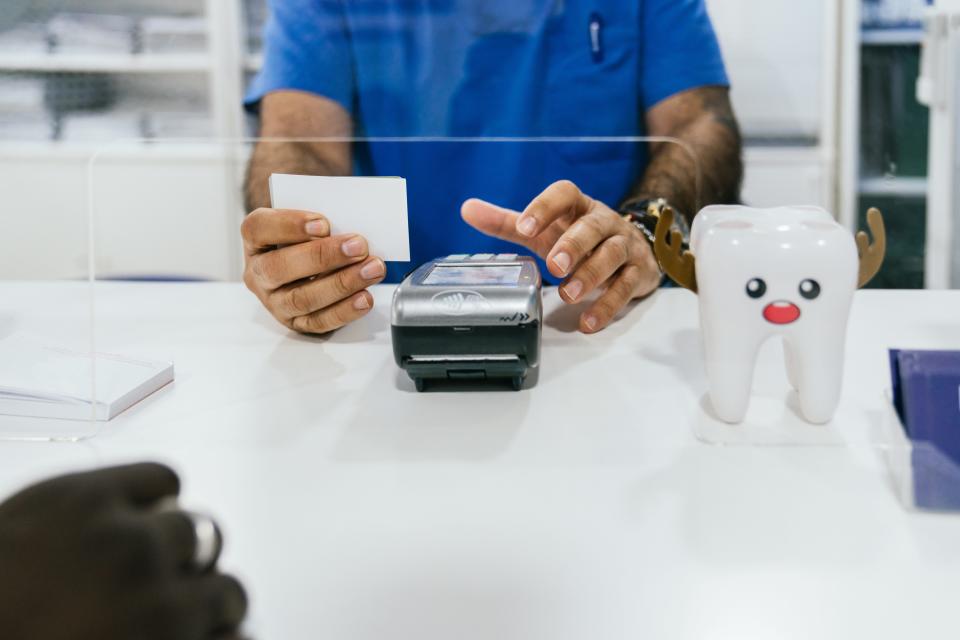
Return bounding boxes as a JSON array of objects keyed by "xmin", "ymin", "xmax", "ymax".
[{"xmin": 693, "ymin": 392, "xmax": 845, "ymax": 447}]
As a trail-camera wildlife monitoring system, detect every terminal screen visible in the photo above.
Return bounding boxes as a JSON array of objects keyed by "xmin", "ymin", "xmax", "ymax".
[{"xmin": 423, "ymin": 265, "xmax": 522, "ymax": 286}]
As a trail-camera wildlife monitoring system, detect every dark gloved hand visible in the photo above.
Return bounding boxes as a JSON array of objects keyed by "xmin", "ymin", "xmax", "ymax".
[{"xmin": 0, "ymin": 463, "xmax": 248, "ymax": 640}]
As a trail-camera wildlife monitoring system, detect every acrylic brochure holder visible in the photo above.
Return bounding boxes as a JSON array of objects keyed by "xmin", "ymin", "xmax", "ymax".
[{"xmin": 0, "ymin": 159, "xmax": 95, "ymax": 441}]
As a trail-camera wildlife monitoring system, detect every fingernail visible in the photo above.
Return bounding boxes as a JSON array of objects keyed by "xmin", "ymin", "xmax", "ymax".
[
  {"xmin": 564, "ymin": 279, "xmax": 583, "ymax": 301},
  {"xmin": 584, "ymin": 314, "xmax": 598, "ymax": 331},
  {"xmin": 353, "ymin": 294, "xmax": 371, "ymax": 310},
  {"xmin": 342, "ymin": 237, "xmax": 367, "ymax": 257},
  {"xmin": 552, "ymin": 252, "xmax": 571, "ymax": 275},
  {"xmin": 305, "ymin": 219, "xmax": 328, "ymax": 236},
  {"xmin": 360, "ymin": 259, "xmax": 385, "ymax": 280},
  {"xmin": 517, "ymin": 217, "xmax": 538, "ymax": 237}
]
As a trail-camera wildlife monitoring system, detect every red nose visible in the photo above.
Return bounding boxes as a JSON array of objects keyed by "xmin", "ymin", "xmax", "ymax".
[{"xmin": 763, "ymin": 301, "xmax": 801, "ymax": 325}]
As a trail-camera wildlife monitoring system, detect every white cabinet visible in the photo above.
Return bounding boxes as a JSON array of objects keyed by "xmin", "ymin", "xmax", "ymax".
[
  {"xmin": 707, "ymin": 0, "xmax": 831, "ymax": 140},
  {"xmin": 741, "ymin": 147, "xmax": 828, "ymax": 208},
  {"xmin": 706, "ymin": 0, "xmax": 840, "ymax": 213}
]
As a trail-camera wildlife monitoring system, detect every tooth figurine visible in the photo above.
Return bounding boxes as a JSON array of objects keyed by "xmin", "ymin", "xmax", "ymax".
[{"xmin": 654, "ymin": 206, "xmax": 886, "ymax": 425}]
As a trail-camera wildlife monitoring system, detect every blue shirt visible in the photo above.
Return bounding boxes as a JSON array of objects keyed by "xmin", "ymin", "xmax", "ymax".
[{"xmin": 246, "ymin": 0, "xmax": 728, "ymax": 282}]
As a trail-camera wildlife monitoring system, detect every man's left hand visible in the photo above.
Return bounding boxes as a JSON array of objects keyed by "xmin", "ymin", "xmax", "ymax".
[{"xmin": 462, "ymin": 180, "xmax": 661, "ymax": 333}]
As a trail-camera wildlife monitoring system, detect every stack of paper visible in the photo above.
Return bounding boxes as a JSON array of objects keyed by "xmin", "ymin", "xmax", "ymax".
[
  {"xmin": 145, "ymin": 111, "xmax": 214, "ymax": 139},
  {"xmin": 862, "ymin": 0, "xmax": 929, "ymax": 28},
  {"xmin": 244, "ymin": 0, "xmax": 268, "ymax": 51},
  {"xmin": 0, "ymin": 22, "xmax": 47, "ymax": 55},
  {"xmin": 47, "ymin": 13, "xmax": 136, "ymax": 54},
  {"xmin": 141, "ymin": 16, "xmax": 208, "ymax": 54},
  {"xmin": 0, "ymin": 335, "xmax": 173, "ymax": 422},
  {"xmin": 59, "ymin": 111, "xmax": 144, "ymax": 142},
  {"xmin": 0, "ymin": 75, "xmax": 51, "ymax": 140},
  {"xmin": 0, "ymin": 76, "xmax": 45, "ymax": 112},
  {"xmin": 0, "ymin": 114, "xmax": 53, "ymax": 141}
]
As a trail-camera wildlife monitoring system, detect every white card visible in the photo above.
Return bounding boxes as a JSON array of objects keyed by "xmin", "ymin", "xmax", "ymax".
[{"xmin": 269, "ymin": 174, "xmax": 411, "ymax": 262}]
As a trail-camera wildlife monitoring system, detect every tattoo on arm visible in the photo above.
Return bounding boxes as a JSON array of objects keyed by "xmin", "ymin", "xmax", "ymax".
[
  {"xmin": 243, "ymin": 92, "xmax": 353, "ymax": 212},
  {"xmin": 244, "ymin": 141, "xmax": 350, "ymax": 212},
  {"xmin": 626, "ymin": 86, "xmax": 743, "ymax": 224}
]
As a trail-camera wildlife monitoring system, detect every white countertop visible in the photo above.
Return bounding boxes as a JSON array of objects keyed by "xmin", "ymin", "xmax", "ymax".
[{"xmin": 2, "ymin": 283, "xmax": 960, "ymax": 639}]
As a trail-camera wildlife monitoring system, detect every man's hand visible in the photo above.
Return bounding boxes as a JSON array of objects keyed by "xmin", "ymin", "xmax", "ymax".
[
  {"xmin": 462, "ymin": 180, "xmax": 661, "ymax": 333},
  {"xmin": 0, "ymin": 463, "xmax": 247, "ymax": 640},
  {"xmin": 242, "ymin": 208, "xmax": 387, "ymax": 334}
]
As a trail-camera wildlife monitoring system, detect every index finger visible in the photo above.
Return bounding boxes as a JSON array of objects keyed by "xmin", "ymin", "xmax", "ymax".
[
  {"xmin": 91, "ymin": 462, "xmax": 181, "ymax": 506},
  {"xmin": 461, "ymin": 198, "xmax": 563, "ymax": 257},
  {"xmin": 460, "ymin": 198, "xmax": 527, "ymax": 246},
  {"xmin": 241, "ymin": 208, "xmax": 330, "ymax": 255},
  {"xmin": 515, "ymin": 180, "xmax": 593, "ymax": 239}
]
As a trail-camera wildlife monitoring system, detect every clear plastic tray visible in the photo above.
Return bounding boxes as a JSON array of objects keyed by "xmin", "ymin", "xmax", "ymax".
[{"xmin": 879, "ymin": 390, "xmax": 960, "ymax": 512}]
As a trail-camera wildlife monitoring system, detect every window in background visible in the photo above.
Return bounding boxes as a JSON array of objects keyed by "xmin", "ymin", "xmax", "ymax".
[{"xmin": 859, "ymin": 0, "xmax": 932, "ymax": 289}]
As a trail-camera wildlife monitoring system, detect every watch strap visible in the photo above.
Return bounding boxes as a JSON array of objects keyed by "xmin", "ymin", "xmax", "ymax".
[{"xmin": 620, "ymin": 197, "xmax": 690, "ymax": 251}]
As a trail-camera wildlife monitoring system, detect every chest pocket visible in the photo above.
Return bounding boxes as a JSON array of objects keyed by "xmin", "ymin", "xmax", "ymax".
[
  {"xmin": 542, "ymin": 17, "xmax": 641, "ymax": 165},
  {"xmin": 465, "ymin": 0, "xmax": 562, "ymax": 35}
]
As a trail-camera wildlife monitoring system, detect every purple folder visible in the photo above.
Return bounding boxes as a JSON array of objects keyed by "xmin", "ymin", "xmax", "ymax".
[{"xmin": 889, "ymin": 349, "xmax": 960, "ymax": 510}]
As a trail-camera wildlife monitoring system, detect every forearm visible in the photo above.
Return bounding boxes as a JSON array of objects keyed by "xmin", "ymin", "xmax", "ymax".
[
  {"xmin": 243, "ymin": 91, "xmax": 354, "ymax": 212},
  {"xmin": 244, "ymin": 141, "xmax": 350, "ymax": 211},
  {"xmin": 626, "ymin": 87, "xmax": 743, "ymax": 224}
]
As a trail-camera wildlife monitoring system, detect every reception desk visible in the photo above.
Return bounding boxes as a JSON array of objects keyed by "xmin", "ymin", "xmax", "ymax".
[{"xmin": 1, "ymin": 283, "xmax": 958, "ymax": 639}]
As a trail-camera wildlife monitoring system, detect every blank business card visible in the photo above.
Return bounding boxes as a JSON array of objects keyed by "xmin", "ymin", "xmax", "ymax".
[{"xmin": 269, "ymin": 174, "xmax": 411, "ymax": 262}]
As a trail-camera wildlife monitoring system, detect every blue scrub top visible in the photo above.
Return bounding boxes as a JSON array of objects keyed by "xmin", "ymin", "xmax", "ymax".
[{"xmin": 246, "ymin": 0, "xmax": 729, "ymax": 282}]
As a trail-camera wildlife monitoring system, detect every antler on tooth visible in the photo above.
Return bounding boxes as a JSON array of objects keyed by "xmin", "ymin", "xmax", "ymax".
[
  {"xmin": 857, "ymin": 208, "xmax": 886, "ymax": 288},
  {"xmin": 653, "ymin": 207, "xmax": 698, "ymax": 293}
]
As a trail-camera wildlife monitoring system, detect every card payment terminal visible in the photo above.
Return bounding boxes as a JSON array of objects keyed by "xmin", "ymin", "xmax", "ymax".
[{"xmin": 391, "ymin": 254, "xmax": 542, "ymax": 391}]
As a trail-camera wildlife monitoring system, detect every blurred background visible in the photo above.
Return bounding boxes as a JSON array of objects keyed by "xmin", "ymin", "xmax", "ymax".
[{"xmin": 0, "ymin": 0, "xmax": 957, "ymax": 289}]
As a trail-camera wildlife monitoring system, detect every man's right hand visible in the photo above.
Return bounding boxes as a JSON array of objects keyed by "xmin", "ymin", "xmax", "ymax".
[
  {"xmin": 242, "ymin": 208, "xmax": 387, "ymax": 334},
  {"xmin": 0, "ymin": 463, "xmax": 247, "ymax": 640}
]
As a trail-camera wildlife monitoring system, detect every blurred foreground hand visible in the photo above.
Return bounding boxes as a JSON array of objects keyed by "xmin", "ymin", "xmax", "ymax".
[{"xmin": 0, "ymin": 463, "xmax": 247, "ymax": 640}]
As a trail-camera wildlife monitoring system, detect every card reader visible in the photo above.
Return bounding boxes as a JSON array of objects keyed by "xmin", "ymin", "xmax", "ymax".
[{"xmin": 391, "ymin": 254, "xmax": 542, "ymax": 391}]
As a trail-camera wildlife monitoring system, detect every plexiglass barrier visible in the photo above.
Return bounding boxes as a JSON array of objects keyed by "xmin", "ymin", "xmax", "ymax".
[
  {"xmin": 82, "ymin": 137, "xmax": 960, "ymax": 512},
  {"xmin": 0, "ymin": 151, "xmax": 95, "ymax": 441},
  {"xmin": 87, "ymin": 136, "xmax": 705, "ymax": 449}
]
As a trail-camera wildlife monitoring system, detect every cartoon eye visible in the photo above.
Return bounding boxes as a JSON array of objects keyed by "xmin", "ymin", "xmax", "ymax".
[
  {"xmin": 745, "ymin": 278, "xmax": 766, "ymax": 299},
  {"xmin": 799, "ymin": 279, "xmax": 821, "ymax": 300}
]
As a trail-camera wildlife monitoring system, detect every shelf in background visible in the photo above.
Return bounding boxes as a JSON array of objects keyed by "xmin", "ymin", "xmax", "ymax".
[
  {"xmin": 244, "ymin": 52, "xmax": 263, "ymax": 73},
  {"xmin": 0, "ymin": 52, "xmax": 211, "ymax": 74},
  {"xmin": 861, "ymin": 28, "xmax": 924, "ymax": 45},
  {"xmin": 859, "ymin": 176, "xmax": 928, "ymax": 197}
]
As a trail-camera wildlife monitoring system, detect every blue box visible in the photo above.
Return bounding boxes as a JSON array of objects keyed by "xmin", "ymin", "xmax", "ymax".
[{"xmin": 885, "ymin": 350, "xmax": 960, "ymax": 511}]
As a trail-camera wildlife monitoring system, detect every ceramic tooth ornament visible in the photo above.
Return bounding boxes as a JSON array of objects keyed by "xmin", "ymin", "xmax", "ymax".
[{"xmin": 654, "ymin": 206, "xmax": 886, "ymax": 424}]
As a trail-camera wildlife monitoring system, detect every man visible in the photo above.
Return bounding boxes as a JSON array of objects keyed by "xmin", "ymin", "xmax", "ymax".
[
  {"xmin": 0, "ymin": 463, "xmax": 248, "ymax": 639},
  {"xmin": 242, "ymin": 0, "xmax": 741, "ymax": 335}
]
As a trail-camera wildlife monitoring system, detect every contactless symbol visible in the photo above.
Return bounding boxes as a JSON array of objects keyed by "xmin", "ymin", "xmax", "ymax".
[{"xmin": 432, "ymin": 290, "xmax": 491, "ymax": 316}]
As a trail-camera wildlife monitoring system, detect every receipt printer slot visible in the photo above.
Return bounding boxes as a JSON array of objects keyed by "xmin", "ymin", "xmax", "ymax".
[{"xmin": 448, "ymin": 370, "xmax": 486, "ymax": 381}]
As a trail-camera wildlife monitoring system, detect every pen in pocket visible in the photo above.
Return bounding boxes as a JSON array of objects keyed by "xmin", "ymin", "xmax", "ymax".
[{"xmin": 589, "ymin": 12, "xmax": 604, "ymax": 63}]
